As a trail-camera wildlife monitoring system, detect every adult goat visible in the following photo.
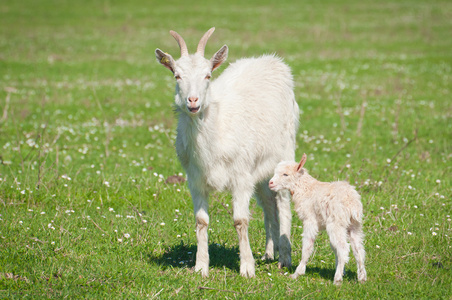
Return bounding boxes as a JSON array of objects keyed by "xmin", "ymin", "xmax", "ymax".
[{"xmin": 155, "ymin": 28, "xmax": 299, "ymax": 277}]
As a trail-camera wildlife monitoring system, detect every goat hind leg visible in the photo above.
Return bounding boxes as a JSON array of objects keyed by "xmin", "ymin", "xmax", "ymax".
[
  {"xmin": 255, "ymin": 182, "xmax": 279, "ymax": 261},
  {"xmin": 276, "ymin": 189, "xmax": 292, "ymax": 268},
  {"xmin": 349, "ymin": 223, "xmax": 367, "ymax": 283}
]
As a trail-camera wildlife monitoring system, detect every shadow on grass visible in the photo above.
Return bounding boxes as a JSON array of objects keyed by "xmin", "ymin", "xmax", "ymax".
[
  {"xmin": 148, "ymin": 241, "xmax": 240, "ymax": 272},
  {"xmin": 303, "ymin": 265, "xmax": 358, "ymax": 283}
]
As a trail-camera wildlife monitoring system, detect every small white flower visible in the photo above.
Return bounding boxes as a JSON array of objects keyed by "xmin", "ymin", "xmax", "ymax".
[
  {"xmin": 142, "ymin": 220, "xmax": 147, "ymax": 223},
  {"xmin": 177, "ymin": 234, "xmax": 181, "ymax": 238},
  {"xmin": 51, "ymin": 241, "xmax": 55, "ymax": 245},
  {"xmin": 432, "ymin": 232, "xmax": 437, "ymax": 236},
  {"xmin": 386, "ymin": 158, "xmax": 391, "ymax": 164},
  {"xmin": 436, "ymin": 179, "xmax": 441, "ymax": 184},
  {"xmin": 380, "ymin": 207, "xmax": 384, "ymax": 210},
  {"xmin": 376, "ymin": 245, "xmax": 380, "ymax": 248},
  {"xmin": 109, "ymin": 207, "xmax": 114, "ymax": 212},
  {"xmin": 160, "ymin": 222, "xmax": 165, "ymax": 226},
  {"xmin": 407, "ymin": 232, "xmax": 412, "ymax": 235},
  {"xmin": 118, "ymin": 238, "xmax": 123, "ymax": 243},
  {"xmin": 124, "ymin": 233, "xmax": 130, "ymax": 239},
  {"xmin": 414, "ymin": 205, "xmax": 418, "ymax": 208},
  {"xmin": 40, "ymin": 212, "xmax": 45, "ymax": 215},
  {"xmin": 19, "ymin": 221, "xmax": 23, "ymax": 225},
  {"xmin": 420, "ymin": 214, "xmax": 424, "ymax": 216}
]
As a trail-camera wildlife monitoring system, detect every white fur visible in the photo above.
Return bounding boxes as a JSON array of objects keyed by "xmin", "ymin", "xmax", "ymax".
[
  {"xmin": 155, "ymin": 28, "xmax": 299, "ymax": 277},
  {"xmin": 269, "ymin": 155, "xmax": 367, "ymax": 285}
]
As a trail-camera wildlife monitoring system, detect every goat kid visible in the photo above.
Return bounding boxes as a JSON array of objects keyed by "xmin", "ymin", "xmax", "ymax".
[{"xmin": 269, "ymin": 154, "xmax": 367, "ymax": 285}]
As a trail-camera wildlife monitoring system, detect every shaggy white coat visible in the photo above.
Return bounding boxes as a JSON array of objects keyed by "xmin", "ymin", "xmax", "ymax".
[
  {"xmin": 155, "ymin": 28, "xmax": 299, "ymax": 277},
  {"xmin": 269, "ymin": 154, "xmax": 367, "ymax": 285}
]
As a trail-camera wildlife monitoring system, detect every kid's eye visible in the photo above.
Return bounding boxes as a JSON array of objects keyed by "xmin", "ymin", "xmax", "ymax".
[
  {"xmin": 175, "ymin": 75, "xmax": 181, "ymax": 80},
  {"xmin": 205, "ymin": 75, "xmax": 211, "ymax": 80},
  {"xmin": 283, "ymin": 173, "xmax": 288, "ymax": 177}
]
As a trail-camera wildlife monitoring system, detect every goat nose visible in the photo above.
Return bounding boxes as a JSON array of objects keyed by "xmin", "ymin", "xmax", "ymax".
[{"xmin": 188, "ymin": 97, "xmax": 198, "ymax": 103}]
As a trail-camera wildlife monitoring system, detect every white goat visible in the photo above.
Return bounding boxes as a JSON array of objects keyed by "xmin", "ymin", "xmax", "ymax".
[
  {"xmin": 269, "ymin": 154, "xmax": 367, "ymax": 285},
  {"xmin": 155, "ymin": 28, "xmax": 299, "ymax": 277}
]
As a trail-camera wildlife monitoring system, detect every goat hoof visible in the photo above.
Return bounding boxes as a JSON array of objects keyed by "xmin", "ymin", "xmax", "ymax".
[
  {"xmin": 278, "ymin": 257, "xmax": 292, "ymax": 269},
  {"xmin": 261, "ymin": 253, "xmax": 274, "ymax": 261},
  {"xmin": 240, "ymin": 262, "xmax": 255, "ymax": 278},
  {"xmin": 333, "ymin": 279, "xmax": 343, "ymax": 286},
  {"xmin": 194, "ymin": 264, "xmax": 209, "ymax": 277}
]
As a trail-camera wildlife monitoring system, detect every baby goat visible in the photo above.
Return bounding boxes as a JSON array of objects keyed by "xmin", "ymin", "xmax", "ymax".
[{"xmin": 269, "ymin": 154, "xmax": 367, "ymax": 285}]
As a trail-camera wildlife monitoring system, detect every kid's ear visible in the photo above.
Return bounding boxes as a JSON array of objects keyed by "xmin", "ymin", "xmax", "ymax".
[
  {"xmin": 155, "ymin": 48, "xmax": 176, "ymax": 73},
  {"xmin": 296, "ymin": 153, "xmax": 307, "ymax": 172},
  {"xmin": 210, "ymin": 45, "xmax": 228, "ymax": 72}
]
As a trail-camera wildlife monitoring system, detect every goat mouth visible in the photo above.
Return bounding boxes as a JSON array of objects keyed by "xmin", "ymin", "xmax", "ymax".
[{"xmin": 188, "ymin": 106, "xmax": 200, "ymax": 113}]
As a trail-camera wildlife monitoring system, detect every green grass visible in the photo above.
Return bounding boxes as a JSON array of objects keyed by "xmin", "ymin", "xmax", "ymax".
[{"xmin": 1, "ymin": 0, "xmax": 451, "ymax": 298}]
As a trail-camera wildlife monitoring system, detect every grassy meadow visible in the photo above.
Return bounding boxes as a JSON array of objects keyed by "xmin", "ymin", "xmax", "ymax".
[{"xmin": 0, "ymin": 0, "xmax": 451, "ymax": 298}]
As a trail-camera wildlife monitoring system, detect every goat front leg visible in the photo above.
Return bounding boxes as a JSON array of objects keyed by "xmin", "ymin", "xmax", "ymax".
[
  {"xmin": 233, "ymin": 186, "xmax": 255, "ymax": 278},
  {"xmin": 276, "ymin": 189, "xmax": 292, "ymax": 268},
  {"xmin": 191, "ymin": 187, "xmax": 210, "ymax": 277},
  {"xmin": 290, "ymin": 221, "xmax": 318, "ymax": 279}
]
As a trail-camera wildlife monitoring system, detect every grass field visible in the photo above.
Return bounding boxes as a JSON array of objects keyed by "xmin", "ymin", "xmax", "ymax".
[{"xmin": 1, "ymin": 0, "xmax": 451, "ymax": 298}]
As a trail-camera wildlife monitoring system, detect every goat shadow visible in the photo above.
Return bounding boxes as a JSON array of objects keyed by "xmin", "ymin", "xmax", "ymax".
[
  {"xmin": 148, "ymin": 240, "xmax": 358, "ymax": 282},
  {"xmin": 297, "ymin": 265, "xmax": 358, "ymax": 283},
  {"xmin": 147, "ymin": 241, "xmax": 240, "ymax": 272}
]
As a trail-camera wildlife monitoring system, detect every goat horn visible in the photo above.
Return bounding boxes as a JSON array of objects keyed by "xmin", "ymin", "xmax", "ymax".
[
  {"xmin": 196, "ymin": 27, "xmax": 215, "ymax": 57},
  {"xmin": 170, "ymin": 30, "xmax": 189, "ymax": 57}
]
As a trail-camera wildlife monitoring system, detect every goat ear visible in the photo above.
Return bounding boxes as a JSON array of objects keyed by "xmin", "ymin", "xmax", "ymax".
[
  {"xmin": 155, "ymin": 48, "xmax": 175, "ymax": 73},
  {"xmin": 296, "ymin": 153, "xmax": 307, "ymax": 172},
  {"xmin": 211, "ymin": 45, "xmax": 228, "ymax": 72}
]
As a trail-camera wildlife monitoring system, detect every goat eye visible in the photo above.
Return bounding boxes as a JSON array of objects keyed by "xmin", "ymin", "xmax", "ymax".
[
  {"xmin": 283, "ymin": 173, "xmax": 288, "ymax": 177},
  {"xmin": 205, "ymin": 75, "xmax": 211, "ymax": 80},
  {"xmin": 175, "ymin": 75, "xmax": 181, "ymax": 80}
]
